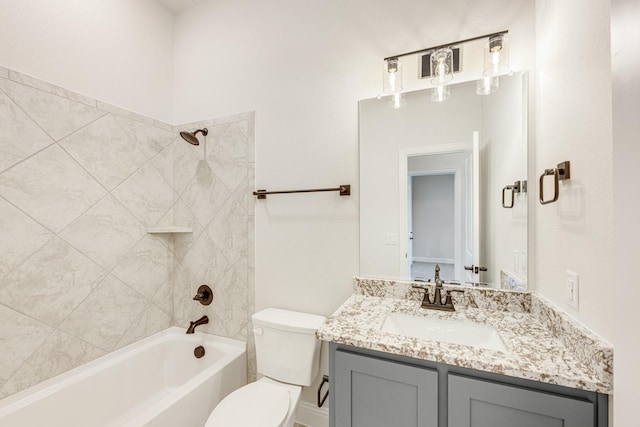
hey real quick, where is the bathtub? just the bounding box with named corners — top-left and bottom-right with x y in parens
top-left (0, 327), bottom-right (246, 427)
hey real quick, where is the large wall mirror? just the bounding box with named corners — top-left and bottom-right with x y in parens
top-left (359, 71), bottom-right (528, 289)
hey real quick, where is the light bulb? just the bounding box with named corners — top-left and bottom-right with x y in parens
top-left (383, 58), bottom-right (403, 94)
top-left (430, 48), bottom-right (454, 86)
top-left (483, 35), bottom-right (509, 77)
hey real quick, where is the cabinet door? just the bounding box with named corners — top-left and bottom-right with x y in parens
top-left (448, 374), bottom-right (595, 427)
top-left (334, 350), bottom-right (438, 427)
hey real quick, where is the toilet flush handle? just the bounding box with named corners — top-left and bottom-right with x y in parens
top-left (253, 327), bottom-right (263, 335)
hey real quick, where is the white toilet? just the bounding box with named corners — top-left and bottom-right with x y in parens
top-left (205, 308), bottom-right (326, 427)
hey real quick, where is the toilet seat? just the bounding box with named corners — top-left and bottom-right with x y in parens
top-left (205, 381), bottom-right (290, 427)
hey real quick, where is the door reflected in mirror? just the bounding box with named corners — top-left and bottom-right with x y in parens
top-left (405, 146), bottom-right (477, 285)
top-left (359, 72), bottom-right (528, 289)
top-left (410, 173), bottom-right (457, 280)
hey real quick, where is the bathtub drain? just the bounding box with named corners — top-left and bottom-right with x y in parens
top-left (194, 345), bottom-right (205, 358)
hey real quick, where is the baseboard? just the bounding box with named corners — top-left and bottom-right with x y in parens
top-left (295, 401), bottom-right (329, 427)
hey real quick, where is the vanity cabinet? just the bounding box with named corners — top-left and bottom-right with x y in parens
top-left (329, 343), bottom-right (607, 427)
top-left (333, 349), bottom-right (438, 427)
top-left (448, 374), bottom-right (594, 427)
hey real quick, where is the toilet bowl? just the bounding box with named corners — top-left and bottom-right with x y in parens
top-left (204, 308), bottom-right (325, 427)
top-left (204, 377), bottom-right (302, 427)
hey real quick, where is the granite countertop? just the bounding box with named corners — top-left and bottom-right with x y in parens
top-left (316, 278), bottom-right (613, 394)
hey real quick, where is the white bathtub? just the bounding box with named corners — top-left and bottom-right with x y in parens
top-left (0, 327), bottom-right (246, 427)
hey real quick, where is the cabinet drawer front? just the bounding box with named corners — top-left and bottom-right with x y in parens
top-left (448, 374), bottom-right (595, 427)
top-left (334, 350), bottom-right (438, 427)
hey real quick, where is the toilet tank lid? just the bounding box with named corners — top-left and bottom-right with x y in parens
top-left (252, 308), bottom-right (326, 334)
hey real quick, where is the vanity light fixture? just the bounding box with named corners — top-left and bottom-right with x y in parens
top-left (381, 30), bottom-right (509, 103)
top-left (383, 58), bottom-right (403, 94)
top-left (483, 34), bottom-right (509, 77)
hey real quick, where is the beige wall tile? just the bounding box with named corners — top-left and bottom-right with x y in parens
top-left (0, 198), bottom-right (53, 278)
top-left (0, 238), bottom-right (106, 326)
top-left (111, 162), bottom-right (174, 227)
top-left (0, 79), bottom-right (105, 141)
top-left (59, 115), bottom-right (149, 190)
top-left (60, 195), bottom-right (147, 271)
top-left (0, 145), bottom-right (107, 233)
top-left (60, 275), bottom-right (147, 351)
top-left (0, 91), bottom-right (54, 172)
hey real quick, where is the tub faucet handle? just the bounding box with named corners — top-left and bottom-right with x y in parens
top-left (192, 285), bottom-right (213, 305)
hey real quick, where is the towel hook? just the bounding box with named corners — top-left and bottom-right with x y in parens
top-left (539, 161), bottom-right (570, 205)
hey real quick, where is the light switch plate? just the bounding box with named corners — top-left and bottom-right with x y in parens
top-left (385, 233), bottom-right (399, 245)
top-left (566, 271), bottom-right (579, 310)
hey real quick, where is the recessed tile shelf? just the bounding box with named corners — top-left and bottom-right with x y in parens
top-left (146, 226), bottom-right (193, 234)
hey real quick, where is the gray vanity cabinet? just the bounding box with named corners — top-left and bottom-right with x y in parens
top-left (448, 374), bottom-right (594, 427)
top-left (333, 349), bottom-right (438, 427)
top-left (329, 343), bottom-right (607, 427)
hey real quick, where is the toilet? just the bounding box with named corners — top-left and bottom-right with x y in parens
top-left (205, 308), bottom-right (326, 427)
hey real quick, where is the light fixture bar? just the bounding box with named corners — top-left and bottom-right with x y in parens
top-left (383, 30), bottom-right (508, 61)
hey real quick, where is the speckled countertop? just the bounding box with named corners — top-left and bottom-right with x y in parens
top-left (316, 278), bottom-right (613, 394)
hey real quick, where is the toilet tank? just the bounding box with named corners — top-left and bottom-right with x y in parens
top-left (252, 308), bottom-right (326, 387)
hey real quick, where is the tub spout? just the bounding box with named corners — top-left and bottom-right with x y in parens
top-left (186, 315), bottom-right (209, 334)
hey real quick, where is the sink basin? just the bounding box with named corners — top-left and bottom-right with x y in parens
top-left (380, 312), bottom-right (507, 352)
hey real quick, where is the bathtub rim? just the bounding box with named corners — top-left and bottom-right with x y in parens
top-left (0, 327), bottom-right (246, 417)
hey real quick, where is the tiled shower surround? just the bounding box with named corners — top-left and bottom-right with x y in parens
top-left (0, 66), bottom-right (255, 398)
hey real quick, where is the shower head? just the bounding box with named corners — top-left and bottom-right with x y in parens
top-left (180, 128), bottom-right (208, 146)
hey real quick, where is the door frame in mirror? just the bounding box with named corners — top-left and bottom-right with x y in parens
top-left (398, 140), bottom-right (478, 280)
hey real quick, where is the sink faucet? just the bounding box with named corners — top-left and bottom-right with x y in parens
top-left (186, 315), bottom-right (209, 334)
top-left (412, 264), bottom-right (464, 312)
top-left (434, 264), bottom-right (443, 288)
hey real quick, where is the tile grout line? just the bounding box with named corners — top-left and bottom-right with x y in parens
top-left (3, 64), bottom-right (255, 130)
top-left (0, 196), bottom-right (57, 281)
top-left (0, 84), bottom-right (59, 144)
top-left (6, 70), bottom-right (96, 107)
top-left (54, 273), bottom-right (151, 354)
top-left (0, 301), bottom-right (108, 381)
top-left (4, 66), bottom-right (177, 131)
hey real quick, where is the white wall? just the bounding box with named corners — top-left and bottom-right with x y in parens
top-left (0, 0), bottom-right (174, 122)
top-left (611, 0), bottom-right (640, 424)
top-left (534, 0), bottom-right (614, 342)
top-left (173, 0), bottom-right (536, 317)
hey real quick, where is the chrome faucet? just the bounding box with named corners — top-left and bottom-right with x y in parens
top-left (186, 315), bottom-right (209, 334)
top-left (412, 264), bottom-right (464, 312)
